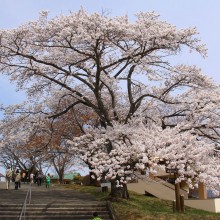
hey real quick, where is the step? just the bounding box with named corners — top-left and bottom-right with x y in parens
top-left (0, 211), bottom-right (21, 214)
top-left (1, 210), bottom-right (109, 214)
top-left (21, 216), bottom-right (111, 220)
top-left (0, 213), bottom-right (111, 219)
top-left (0, 203), bottom-right (105, 207)
top-left (24, 208), bottom-right (106, 213)
top-left (0, 204), bottom-right (23, 207)
top-left (0, 216), bottom-right (20, 220)
top-left (0, 208), bottom-right (21, 212)
top-left (0, 204), bottom-right (111, 220)
top-left (26, 203), bottom-right (106, 206)
top-left (0, 216), bottom-right (111, 220)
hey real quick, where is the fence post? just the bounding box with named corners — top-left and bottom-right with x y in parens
top-left (172, 200), bottom-right (176, 213)
top-left (180, 194), bottom-right (185, 213)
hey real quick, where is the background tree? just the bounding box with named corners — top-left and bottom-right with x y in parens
top-left (0, 98), bottom-right (95, 182)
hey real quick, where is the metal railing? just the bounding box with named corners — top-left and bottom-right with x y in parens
top-left (19, 184), bottom-right (32, 220)
top-left (106, 201), bottom-right (118, 220)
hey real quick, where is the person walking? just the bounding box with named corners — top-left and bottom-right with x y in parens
top-left (36, 170), bottom-right (43, 186)
top-left (92, 212), bottom-right (103, 220)
top-left (12, 169), bottom-right (16, 183)
top-left (45, 173), bottom-right (51, 188)
top-left (25, 170), bottom-right (29, 183)
top-left (15, 169), bottom-right (21, 190)
top-left (18, 170), bottom-right (21, 188)
top-left (5, 166), bottom-right (12, 190)
top-left (30, 173), bottom-right (34, 184)
top-left (22, 172), bottom-right (26, 184)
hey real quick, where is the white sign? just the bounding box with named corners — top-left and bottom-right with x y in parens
top-left (101, 182), bottom-right (111, 188)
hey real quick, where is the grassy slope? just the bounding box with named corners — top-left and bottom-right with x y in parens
top-left (60, 184), bottom-right (220, 220)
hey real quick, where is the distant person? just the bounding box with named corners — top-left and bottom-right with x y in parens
top-left (5, 166), bottom-right (12, 190)
top-left (45, 173), bottom-right (51, 188)
top-left (34, 171), bottom-right (38, 184)
top-left (30, 173), bottom-right (34, 184)
top-left (25, 170), bottom-right (29, 183)
top-left (92, 212), bottom-right (102, 220)
top-left (15, 169), bottom-right (21, 190)
top-left (12, 169), bottom-right (16, 183)
top-left (17, 170), bottom-right (21, 188)
top-left (36, 170), bottom-right (43, 186)
top-left (35, 170), bottom-right (39, 184)
top-left (22, 172), bottom-right (26, 184)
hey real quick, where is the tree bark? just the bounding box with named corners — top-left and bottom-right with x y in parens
top-left (89, 171), bottom-right (98, 186)
top-left (59, 173), bottom-right (64, 184)
top-left (174, 173), bottom-right (181, 212)
top-left (110, 181), bottom-right (130, 199)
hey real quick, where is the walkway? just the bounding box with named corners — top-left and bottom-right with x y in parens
top-left (0, 182), bottom-right (111, 220)
top-left (0, 181), bottom-right (99, 204)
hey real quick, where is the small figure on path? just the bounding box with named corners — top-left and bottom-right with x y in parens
top-left (45, 173), bottom-right (51, 188)
top-left (22, 172), bottom-right (26, 184)
top-left (36, 170), bottom-right (43, 186)
top-left (12, 169), bottom-right (16, 182)
top-left (18, 170), bottom-right (21, 188)
top-left (15, 169), bottom-right (21, 190)
top-left (25, 170), bottom-right (29, 183)
top-left (92, 212), bottom-right (103, 220)
top-left (5, 166), bottom-right (12, 190)
top-left (30, 173), bottom-right (34, 184)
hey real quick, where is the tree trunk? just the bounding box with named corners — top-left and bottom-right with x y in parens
top-left (59, 174), bottom-right (64, 184)
top-left (110, 182), bottom-right (130, 199)
top-left (174, 174), bottom-right (181, 212)
top-left (89, 171), bottom-right (98, 186)
top-left (175, 182), bottom-right (181, 212)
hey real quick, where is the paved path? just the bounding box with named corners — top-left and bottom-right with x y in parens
top-left (0, 181), bottom-right (98, 205)
top-left (0, 182), bottom-right (111, 220)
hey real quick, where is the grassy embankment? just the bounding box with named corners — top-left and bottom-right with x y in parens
top-left (60, 184), bottom-right (220, 220)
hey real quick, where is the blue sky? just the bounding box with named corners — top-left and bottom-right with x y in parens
top-left (1, 0), bottom-right (220, 106)
top-left (0, 0), bottom-right (220, 174)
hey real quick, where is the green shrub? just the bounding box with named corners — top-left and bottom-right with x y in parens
top-left (73, 174), bottom-right (84, 184)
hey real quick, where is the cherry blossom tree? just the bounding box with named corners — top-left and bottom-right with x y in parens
top-left (0, 99), bottom-right (93, 182)
top-left (0, 106), bottom-right (50, 174)
top-left (0, 9), bottom-right (220, 198)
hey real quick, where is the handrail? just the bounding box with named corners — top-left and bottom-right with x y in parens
top-left (106, 201), bottom-right (118, 220)
top-left (131, 173), bottom-right (189, 195)
top-left (154, 177), bottom-right (188, 191)
top-left (19, 184), bottom-right (32, 220)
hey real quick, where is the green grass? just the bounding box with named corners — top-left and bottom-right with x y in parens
top-left (59, 184), bottom-right (220, 220)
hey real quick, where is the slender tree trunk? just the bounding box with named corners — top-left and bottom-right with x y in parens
top-left (58, 167), bottom-right (65, 184)
top-left (174, 174), bottom-right (181, 212)
top-left (59, 173), bottom-right (64, 184)
top-left (89, 171), bottom-right (98, 186)
top-left (110, 181), bottom-right (130, 199)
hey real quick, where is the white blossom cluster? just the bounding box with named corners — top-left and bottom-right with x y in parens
top-left (69, 118), bottom-right (220, 191)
